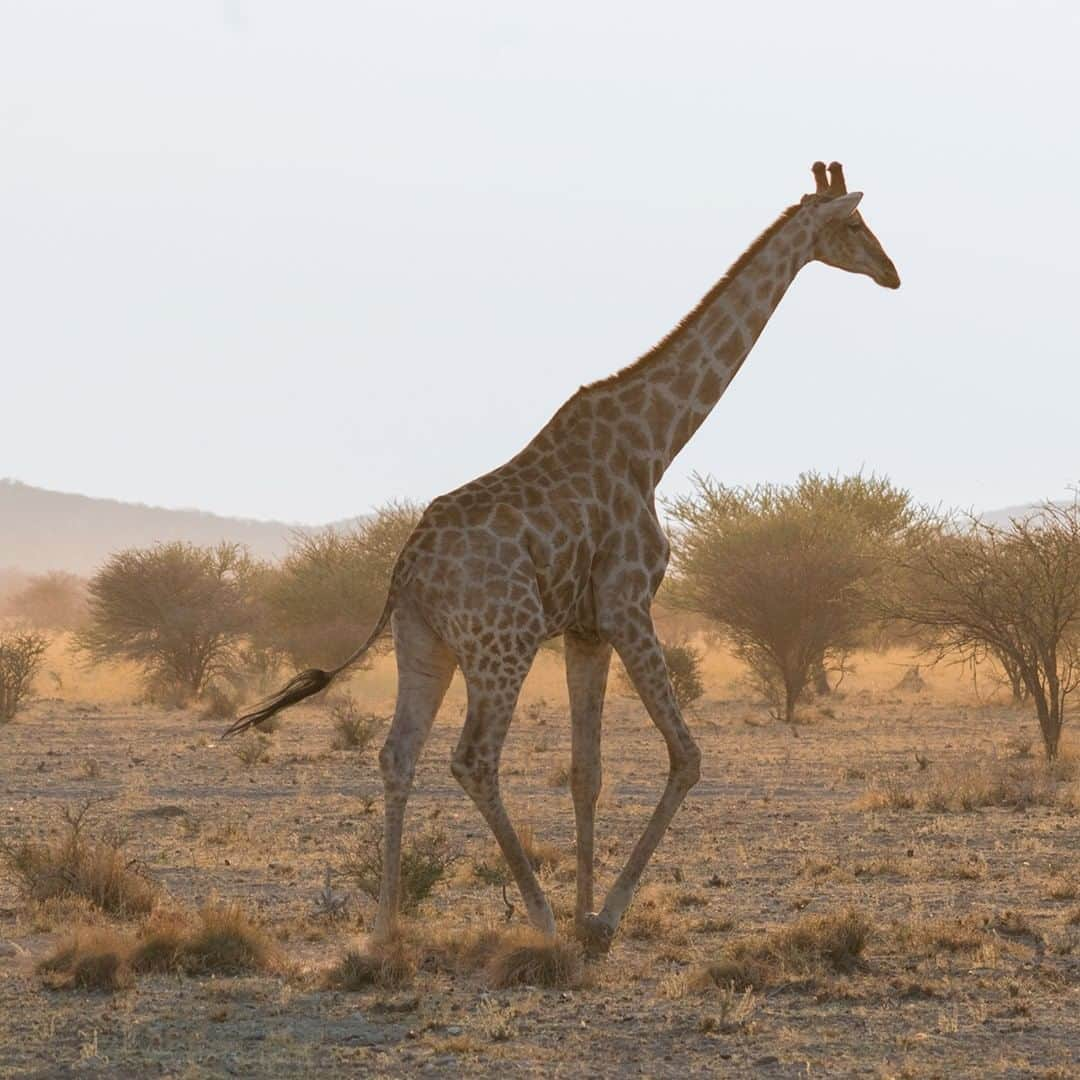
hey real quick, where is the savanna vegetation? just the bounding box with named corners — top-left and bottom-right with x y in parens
top-left (3, 476), bottom-right (1079, 1074)
top-left (665, 472), bottom-right (917, 725)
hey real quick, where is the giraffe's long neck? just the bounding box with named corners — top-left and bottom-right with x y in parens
top-left (584, 204), bottom-right (816, 490)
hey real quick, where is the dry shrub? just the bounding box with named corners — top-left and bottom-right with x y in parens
top-left (1006, 735), bottom-right (1035, 759)
top-left (474, 998), bottom-right (518, 1042)
top-left (78, 758), bottom-right (103, 781)
top-left (342, 822), bottom-right (456, 914)
top-left (204, 684), bottom-right (279, 729)
top-left (1, 805), bottom-right (157, 918)
top-left (486, 929), bottom-right (583, 989)
top-left (546, 764), bottom-right (571, 790)
top-left (38, 927), bottom-right (134, 992)
top-left (231, 732), bottom-right (272, 765)
top-left (0, 629), bottom-right (49, 720)
top-left (199, 683), bottom-right (239, 723)
top-left (324, 939), bottom-right (415, 990)
top-left (329, 695), bottom-right (383, 753)
top-left (690, 909), bottom-right (870, 992)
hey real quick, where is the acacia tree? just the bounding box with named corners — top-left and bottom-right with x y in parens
top-left (10, 571), bottom-right (87, 630)
top-left (666, 473), bottom-right (914, 725)
top-left (74, 542), bottom-right (259, 700)
top-left (890, 505), bottom-right (1080, 761)
top-left (255, 502), bottom-right (422, 669)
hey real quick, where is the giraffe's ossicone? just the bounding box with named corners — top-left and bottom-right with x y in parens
top-left (226, 161), bottom-right (900, 953)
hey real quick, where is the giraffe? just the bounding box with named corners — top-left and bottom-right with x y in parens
top-left (225, 161), bottom-right (900, 955)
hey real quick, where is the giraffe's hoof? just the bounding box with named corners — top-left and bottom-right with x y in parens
top-left (575, 913), bottom-right (616, 958)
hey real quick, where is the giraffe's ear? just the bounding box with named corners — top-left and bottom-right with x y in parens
top-left (820, 192), bottom-right (863, 220)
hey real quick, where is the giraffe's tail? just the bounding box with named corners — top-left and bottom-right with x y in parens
top-left (221, 581), bottom-right (399, 739)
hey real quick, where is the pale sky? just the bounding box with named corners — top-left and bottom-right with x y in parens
top-left (2, 1), bottom-right (1078, 525)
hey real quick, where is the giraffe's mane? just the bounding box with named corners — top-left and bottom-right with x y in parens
top-left (574, 201), bottom-right (804, 398)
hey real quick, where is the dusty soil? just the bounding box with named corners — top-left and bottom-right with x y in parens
top-left (1, 651), bottom-right (1078, 1078)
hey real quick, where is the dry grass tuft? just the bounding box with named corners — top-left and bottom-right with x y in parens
top-left (859, 758), bottom-right (1065, 813)
top-left (1050, 747), bottom-right (1079, 781)
top-left (622, 885), bottom-right (688, 944)
top-left (486, 929), bottom-right (584, 989)
top-left (471, 825), bottom-right (563, 908)
top-left (517, 825), bottom-right (564, 874)
top-left (131, 911), bottom-right (191, 973)
top-left (26, 895), bottom-right (105, 933)
top-left (891, 916), bottom-right (988, 956)
top-left (1, 806), bottom-right (157, 918)
top-left (133, 903), bottom-right (279, 975)
top-left (324, 939), bottom-right (416, 990)
top-left (1045, 878), bottom-right (1079, 902)
top-left (690, 908), bottom-right (871, 992)
top-left (990, 909), bottom-right (1041, 942)
top-left (420, 925), bottom-right (507, 975)
top-left (181, 903), bottom-right (280, 974)
top-left (856, 777), bottom-right (917, 811)
top-left (38, 927), bottom-right (135, 991)
top-left (798, 857), bottom-right (845, 881)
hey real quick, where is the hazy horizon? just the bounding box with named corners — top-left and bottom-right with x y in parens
top-left (3, 3), bottom-right (1078, 523)
top-left (0, 475), bottom-right (1063, 532)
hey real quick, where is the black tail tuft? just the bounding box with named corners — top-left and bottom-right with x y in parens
top-left (222, 668), bottom-right (333, 738)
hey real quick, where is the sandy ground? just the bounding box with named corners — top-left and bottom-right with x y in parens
top-left (1, 649), bottom-right (1078, 1078)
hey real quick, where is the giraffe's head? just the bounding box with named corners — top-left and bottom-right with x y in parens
top-left (803, 161), bottom-right (900, 289)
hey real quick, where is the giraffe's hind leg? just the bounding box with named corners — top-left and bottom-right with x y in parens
top-left (372, 605), bottom-right (457, 942)
top-left (564, 631), bottom-right (611, 934)
top-left (452, 657), bottom-right (556, 936)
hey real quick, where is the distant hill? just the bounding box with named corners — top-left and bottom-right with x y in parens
top-left (0, 479), bottom-right (358, 576)
top-left (977, 503), bottom-right (1038, 528)
top-left (974, 502), bottom-right (1076, 528)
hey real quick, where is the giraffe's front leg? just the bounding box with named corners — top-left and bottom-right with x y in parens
top-left (588, 604), bottom-right (701, 950)
top-left (564, 631), bottom-right (611, 941)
